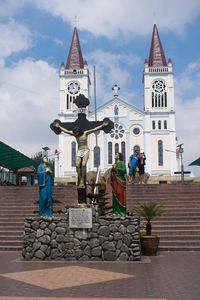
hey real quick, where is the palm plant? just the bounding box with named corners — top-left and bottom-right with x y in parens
top-left (134, 202), bottom-right (162, 236)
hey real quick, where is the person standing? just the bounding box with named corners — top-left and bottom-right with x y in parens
top-left (138, 152), bottom-right (146, 184)
top-left (128, 149), bottom-right (139, 183)
top-left (111, 152), bottom-right (127, 216)
top-left (37, 157), bottom-right (53, 217)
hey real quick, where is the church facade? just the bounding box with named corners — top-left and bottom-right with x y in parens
top-left (54, 25), bottom-right (179, 181)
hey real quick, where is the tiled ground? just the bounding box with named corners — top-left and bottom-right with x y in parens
top-left (0, 251), bottom-right (200, 300)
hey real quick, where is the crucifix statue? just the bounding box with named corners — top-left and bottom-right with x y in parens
top-left (50, 94), bottom-right (114, 203)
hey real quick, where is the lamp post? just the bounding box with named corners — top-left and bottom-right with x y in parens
top-left (42, 146), bottom-right (50, 158)
top-left (177, 144), bottom-right (184, 185)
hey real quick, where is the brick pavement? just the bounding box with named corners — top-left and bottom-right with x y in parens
top-left (0, 251), bottom-right (200, 300)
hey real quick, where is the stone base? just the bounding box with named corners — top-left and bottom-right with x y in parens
top-left (22, 208), bottom-right (141, 261)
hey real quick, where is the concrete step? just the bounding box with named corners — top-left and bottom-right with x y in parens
top-left (153, 230), bottom-right (200, 235)
top-left (0, 235), bottom-right (23, 241)
top-left (0, 226), bottom-right (24, 231)
top-left (157, 235), bottom-right (200, 240)
top-left (153, 224), bottom-right (200, 230)
top-left (0, 240), bottom-right (22, 246)
top-left (152, 222), bottom-right (200, 226)
top-left (158, 245), bottom-right (200, 251)
top-left (159, 240), bottom-right (200, 246)
top-left (0, 222), bottom-right (24, 226)
top-left (0, 245), bottom-right (22, 251)
top-left (0, 230), bottom-right (22, 236)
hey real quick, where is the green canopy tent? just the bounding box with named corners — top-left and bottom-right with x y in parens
top-left (188, 157), bottom-right (200, 167)
top-left (0, 141), bottom-right (36, 171)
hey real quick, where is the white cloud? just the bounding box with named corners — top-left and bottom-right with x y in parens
top-left (175, 59), bottom-right (200, 176)
top-left (176, 96), bottom-right (200, 176)
top-left (0, 19), bottom-right (32, 65)
top-left (0, 0), bottom-right (26, 18)
top-left (0, 59), bottom-right (59, 157)
top-left (31, 0), bottom-right (200, 37)
top-left (175, 59), bottom-right (200, 96)
top-left (88, 50), bottom-right (141, 106)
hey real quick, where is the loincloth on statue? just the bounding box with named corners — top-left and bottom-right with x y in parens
top-left (76, 148), bottom-right (90, 158)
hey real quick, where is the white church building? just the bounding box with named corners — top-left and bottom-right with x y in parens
top-left (54, 24), bottom-right (179, 182)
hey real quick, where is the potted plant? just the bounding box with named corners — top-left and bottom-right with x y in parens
top-left (134, 202), bottom-right (162, 256)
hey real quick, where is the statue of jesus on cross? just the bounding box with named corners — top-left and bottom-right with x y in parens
top-left (53, 118), bottom-right (109, 189)
top-left (50, 94), bottom-right (114, 203)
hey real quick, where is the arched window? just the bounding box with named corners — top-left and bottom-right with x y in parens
top-left (164, 120), bottom-right (167, 129)
top-left (158, 94), bottom-right (161, 107)
top-left (121, 141), bottom-right (126, 162)
top-left (115, 143), bottom-right (119, 155)
top-left (71, 141), bottom-right (76, 167)
top-left (165, 92), bottom-right (167, 107)
top-left (158, 140), bottom-right (163, 166)
top-left (152, 92), bottom-right (154, 107)
top-left (94, 146), bottom-right (100, 168)
top-left (152, 80), bottom-right (167, 109)
top-left (66, 95), bottom-right (69, 109)
top-left (161, 94), bottom-right (164, 107)
top-left (155, 94), bottom-right (157, 107)
top-left (158, 120), bottom-right (161, 129)
top-left (152, 120), bottom-right (156, 130)
top-left (108, 142), bottom-right (112, 164)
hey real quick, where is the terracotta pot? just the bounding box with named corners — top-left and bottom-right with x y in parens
top-left (140, 235), bottom-right (160, 256)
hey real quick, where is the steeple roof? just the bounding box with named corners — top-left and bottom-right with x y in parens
top-left (148, 24), bottom-right (167, 67)
top-left (66, 27), bottom-right (84, 69)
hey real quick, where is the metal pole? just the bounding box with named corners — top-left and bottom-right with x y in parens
top-left (180, 147), bottom-right (184, 184)
top-left (93, 65), bottom-right (98, 147)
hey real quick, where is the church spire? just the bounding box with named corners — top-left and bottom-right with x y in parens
top-left (66, 27), bottom-right (84, 69)
top-left (148, 24), bottom-right (167, 67)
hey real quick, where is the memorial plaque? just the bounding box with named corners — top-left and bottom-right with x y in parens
top-left (69, 208), bottom-right (92, 228)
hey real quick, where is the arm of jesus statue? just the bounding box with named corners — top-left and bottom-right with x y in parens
top-left (85, 119), bottom-right (109, 135)
top-left (53, 121), bottom-right (74, 136)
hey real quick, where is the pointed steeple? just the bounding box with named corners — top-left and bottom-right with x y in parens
top-left (66, 27), bottom-right (84, 69)
top-left (148, 24), bottom-right (167, 67)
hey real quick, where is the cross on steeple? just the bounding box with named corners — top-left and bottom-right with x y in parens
top-left (72, 16), bottom-right (79, 28)
top-left (112, 84), bottom-right (120, 97)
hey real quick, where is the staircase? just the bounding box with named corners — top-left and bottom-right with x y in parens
top-left (0, 185), bottom-right (77, 251)
top-left (126, 183), bottom-right (200, 251)
top-left (0, 183), bottom-right (200, 251)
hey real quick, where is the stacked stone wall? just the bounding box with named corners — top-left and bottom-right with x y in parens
top-left (22, 209), bottom-right (141, 261)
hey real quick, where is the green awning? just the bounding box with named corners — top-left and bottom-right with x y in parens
top-left (0, 141), bottom-right (36, 171)
top-left (188, 157), bottom-right (200, 167)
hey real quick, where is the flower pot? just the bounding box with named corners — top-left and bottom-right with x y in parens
top-left (140, 235), bottom-right (160, 256)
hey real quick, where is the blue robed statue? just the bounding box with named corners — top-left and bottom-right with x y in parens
top-left (37, 157), bottom-right (53, 217)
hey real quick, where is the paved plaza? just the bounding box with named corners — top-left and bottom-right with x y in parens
top-left (0, 251), bottom-right (200, 300)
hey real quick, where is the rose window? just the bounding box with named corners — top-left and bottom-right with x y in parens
top-left (110, 123), bottom-right (125, 139)
top-left (152, 80), bottom-right (166, 93)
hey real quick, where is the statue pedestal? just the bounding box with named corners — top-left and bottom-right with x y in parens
top-left (22, 207), bottom-right (141, 261)
top-left (77, 187), bottom-right (87, 203)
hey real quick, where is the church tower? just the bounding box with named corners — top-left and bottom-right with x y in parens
top-left (55, 27), bottom-right (91, 178)
top-left (143, 24), bottom-right (177, 176)
top-left (59, 27), bottom-right (91, 115)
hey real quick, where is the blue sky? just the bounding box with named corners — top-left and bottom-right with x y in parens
top-left (1, 0), bottom-right (200, 175)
